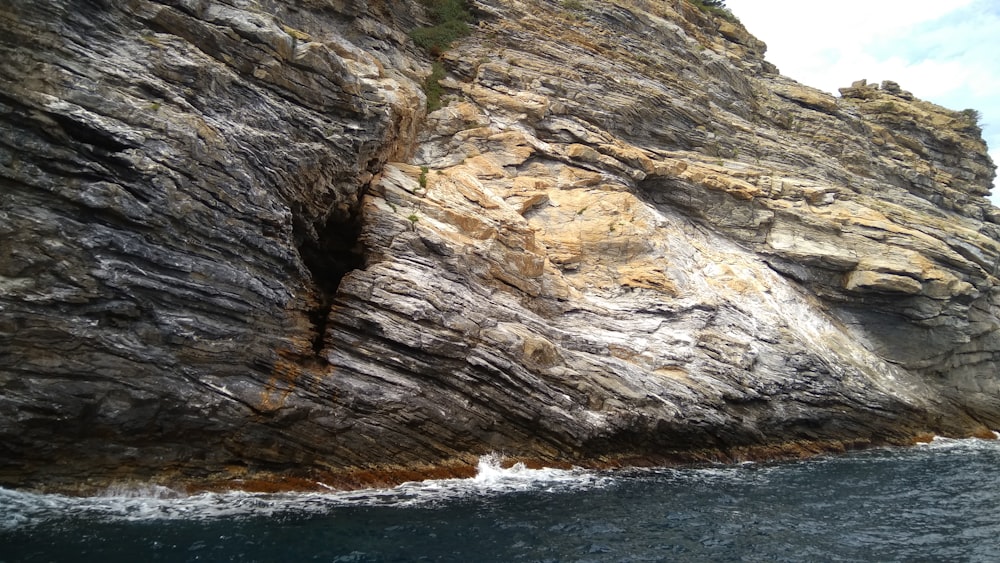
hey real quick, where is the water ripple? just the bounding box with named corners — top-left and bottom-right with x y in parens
top-left (2, 439), bottom-right (999, 562)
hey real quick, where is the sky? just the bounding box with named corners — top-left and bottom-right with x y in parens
top-left (724, 0), bottom-right (1000, 204)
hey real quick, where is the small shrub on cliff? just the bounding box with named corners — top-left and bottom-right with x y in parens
top-left (423, 61), bottom-right (447, 111)
top-left (411, 1), bottom-right (473, 112)
top-left (418, 166), bottom-right (429, 189)
top-left (691, 0), bottom-right (735, 20)
top-left (956, 108), bottom-right (984, 134)
top-left (961, 108), bottom-right (982, 125)
top-left (410, 0), bottom-right (473, 56)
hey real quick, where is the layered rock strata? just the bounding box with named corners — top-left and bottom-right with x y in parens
top-left (1, 0), bottom-right (998, 492)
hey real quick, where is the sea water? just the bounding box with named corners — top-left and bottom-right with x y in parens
top-left (3, 437), bottom-right (999, 562)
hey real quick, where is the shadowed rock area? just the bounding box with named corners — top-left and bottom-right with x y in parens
top-left (1, 0), bottom-right (998, 492)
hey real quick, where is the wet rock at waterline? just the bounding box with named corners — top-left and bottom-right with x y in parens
top-left (1, 0), bottom-right (998, 492)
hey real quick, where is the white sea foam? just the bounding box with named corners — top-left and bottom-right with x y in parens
top-left (469, 452), bottom-right (607, 491)
top-left (0, 454), bottom-right (609, 530)
top-left (7, 439), bottom-right (999, 532)
top-left (336, 453), bottom-right (611, 505)
top-left (914, 432), bottom-right (1000, 451)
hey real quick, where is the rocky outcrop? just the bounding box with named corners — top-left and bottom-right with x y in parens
top-left (0, 0), bottom-right (426, 487)
top-left (1, 0), bottom-right (998, 492)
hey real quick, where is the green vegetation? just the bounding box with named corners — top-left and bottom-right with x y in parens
top-left (561, 0), bottom-right (584, 10)
top-left (693, 0), bottom-right (726, 9)
top-left (407, 213), bottom-right (420, 225)
top-left (409, 0), bottom-right (473, 56)
top-left (961, 108), bottom-right (982, 125)
top-left (691, 0), bottom-right (735, 21)
top-left (418, 166), bottom-right (429, 190)
top-left (422, 62), bottom-right (447, 112)
top-left (410, 1), bottom-right (474, 112)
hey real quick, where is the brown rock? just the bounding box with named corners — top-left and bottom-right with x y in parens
top-left (844, 270), bottom-right (923, 295)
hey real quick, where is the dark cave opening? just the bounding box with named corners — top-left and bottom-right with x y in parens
top-left (294, 213), bottom-right (365, 356)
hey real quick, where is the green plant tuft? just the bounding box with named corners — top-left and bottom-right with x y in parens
top-left (692, 0), bottom-right (726, 10)
top-left (690, 0), bottom-right (736, 21)
top-left (961, 108), bottom-right (982, 125)
top-left (410, 0), bottom-right (472, 56)
top-left (418, 166), bottom-right (429, 189)
top-left (410, 2), bottom-right (476, 112)
top-left (423, 61), bottom-right (447, 112)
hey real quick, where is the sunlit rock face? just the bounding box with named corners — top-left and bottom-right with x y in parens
top-left (1, 0), bottom-right (998, 492)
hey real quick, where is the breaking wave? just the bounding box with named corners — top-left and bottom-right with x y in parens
top-left (0, 453), bottom-right (610, 531)
top-left (3, 439), bottom-right (1000, 562)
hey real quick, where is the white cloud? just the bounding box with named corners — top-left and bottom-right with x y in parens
top-left (726, 0), bottom-right (999, 202)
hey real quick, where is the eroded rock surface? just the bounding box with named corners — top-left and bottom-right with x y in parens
top-left (1, 0), bottom-right (998, 492)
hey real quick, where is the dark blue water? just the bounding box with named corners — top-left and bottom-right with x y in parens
top-left (3, 438), bottom-right (999, 562)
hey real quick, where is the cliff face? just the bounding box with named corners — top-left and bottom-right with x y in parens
top-left (2, 0), bottom-right (998, 492)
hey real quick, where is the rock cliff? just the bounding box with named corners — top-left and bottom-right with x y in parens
top-left (1, 0), bottom-right (998, 492)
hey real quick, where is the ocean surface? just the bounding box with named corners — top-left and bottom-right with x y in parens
top-left (3, 436), bottom-right (999, 562)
